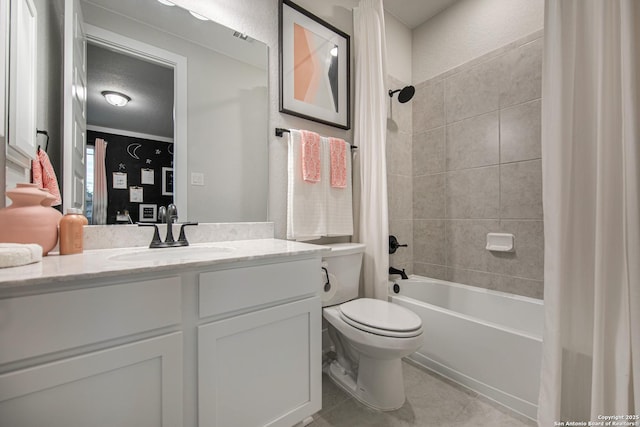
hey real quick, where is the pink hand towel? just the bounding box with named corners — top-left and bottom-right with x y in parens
top-left (32, 148), bottom-right (62, 206)
top-left (301, 130), bottom-right (321, 183)
top-left (329, 137), bottom-right (347, 188)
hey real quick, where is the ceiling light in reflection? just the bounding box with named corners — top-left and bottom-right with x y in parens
top-left (157, 0), bottom-right (175, 6)
top-left (102, 91), bottom-right (131, 107)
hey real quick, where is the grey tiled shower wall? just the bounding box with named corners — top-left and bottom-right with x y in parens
top-left (388, 31), bottom-right (544, 299)
top-left (387, 74), bottom-right (415, 280)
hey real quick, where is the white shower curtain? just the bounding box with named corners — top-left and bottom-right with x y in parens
top-left (353, 0), bottom-right (389, 300)
top-left (538, 1), bottom-right (640, 425)
top-left (93, 138), bottom-right (108, 225)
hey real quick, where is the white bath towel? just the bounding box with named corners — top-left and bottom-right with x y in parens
top-left (287, 130), bottom-right (327, 240)
top-left (323, 137), bottom-right (353, 236)
top-left (0, 243), bottom-right (43, 268)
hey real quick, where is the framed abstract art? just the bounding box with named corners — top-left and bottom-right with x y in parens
top-left (279, 0), bottom-right (351, 129)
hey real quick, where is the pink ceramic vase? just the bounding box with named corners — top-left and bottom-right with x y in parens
top-left (0, 183), bottom-right (63, 255)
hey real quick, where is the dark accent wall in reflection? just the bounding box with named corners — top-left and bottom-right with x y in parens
top-left (88, 130), bottom-right (173, 224)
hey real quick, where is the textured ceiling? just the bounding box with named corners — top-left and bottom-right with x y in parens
top-left (87, 44), bottom-right (174, 138)
top-left (383, 0), bottom-right (460, 29)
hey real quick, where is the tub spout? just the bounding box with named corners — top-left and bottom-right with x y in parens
top-left (389, 266), bottom-right (408, 280)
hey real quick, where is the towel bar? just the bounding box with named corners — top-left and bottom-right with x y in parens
top-left (275, 128), bottom-right (358, 150)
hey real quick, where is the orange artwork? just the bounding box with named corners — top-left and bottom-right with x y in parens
top-left (281, 0), bottom-right (348, 127)
top-left (293, 23), bottom-right (319, 103)
top-left (293, 23), bottom-right (336, 111)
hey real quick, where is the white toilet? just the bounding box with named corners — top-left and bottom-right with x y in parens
top-left (321, 243), bottom-right (423, 411)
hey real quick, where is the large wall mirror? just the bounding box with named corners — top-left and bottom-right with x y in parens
top-left (80, 0), bottom-right (268, 224)
top-left (9, 0), bottom-right (269, 224)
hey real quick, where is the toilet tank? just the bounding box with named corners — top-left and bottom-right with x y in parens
top-left (321, 243), bottom-right (366, 307)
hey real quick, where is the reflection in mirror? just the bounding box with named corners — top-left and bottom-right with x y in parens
top-left (76, 0), bottom-right (269, 224)
top-left (86, 42), bottom-right (175, 224)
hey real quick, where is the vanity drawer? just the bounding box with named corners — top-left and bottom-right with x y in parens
top-left (199, 258), bottom-right (320, 318)
top-left (0, 277), bottom-right (181, 365)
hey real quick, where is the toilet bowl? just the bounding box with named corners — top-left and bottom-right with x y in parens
top-left (321, 244), bottom-right (423, 411)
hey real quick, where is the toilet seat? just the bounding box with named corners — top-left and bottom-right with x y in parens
top-left (339, 298), bottom-right (423, 338)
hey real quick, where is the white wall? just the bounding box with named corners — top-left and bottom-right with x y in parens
top-left (186, 52), bottom-right (267, 222)
top-left (412, 0), bottom-right (544, 83)
top-left (384, 11), bottom-right (412, 84)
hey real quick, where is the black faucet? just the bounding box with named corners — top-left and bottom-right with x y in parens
top-left (389, 266), bottom-right (408, 280)
top-left (164, 204), bottom-right (178, 244)
top-left (137, 221), bottom-right (198, 248)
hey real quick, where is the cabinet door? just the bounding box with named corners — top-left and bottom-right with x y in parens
top-left (0, 332), bottom-right (183, 427)
top-left (199, 297), bottom-right (321, 427)
top-left (0, 276), bottom-right (182, 365)
top-left (7, 0), bottom-right (37, 164)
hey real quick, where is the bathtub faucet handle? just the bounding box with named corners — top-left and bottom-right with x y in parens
top-left (389, 235), bottom-right (408, 254)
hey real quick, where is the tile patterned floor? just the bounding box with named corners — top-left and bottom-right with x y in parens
top-left (311, 360), bottom-right (536, 427)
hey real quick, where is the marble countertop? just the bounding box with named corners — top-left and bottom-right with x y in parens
top-left (0, 239), bottom-right (330, 292)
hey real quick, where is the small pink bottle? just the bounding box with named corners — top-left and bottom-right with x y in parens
top-left (59, 208), bottom-right (88, 255)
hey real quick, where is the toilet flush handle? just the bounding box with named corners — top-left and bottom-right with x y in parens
top-left (321, 267), bottom-right (331, 292)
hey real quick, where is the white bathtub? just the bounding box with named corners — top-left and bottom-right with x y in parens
top-left (389, 275), bottom-right (543, 420)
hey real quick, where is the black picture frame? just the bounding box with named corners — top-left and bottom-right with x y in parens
top-left (279, 0), bottom-right (351, 129)
top-left (139, 204), bottom-right (158, 222)
top-left (162, 167), bottom-right (173, 196)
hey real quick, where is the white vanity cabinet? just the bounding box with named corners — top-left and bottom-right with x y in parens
top-left (0, 332), bottom-right (183, 427)
top-left (197, 259), bottom-right (321, 427)
top-left (0, 246), bottom-right (323, 427)
top-left (0, 276), bottom-right (184, 427)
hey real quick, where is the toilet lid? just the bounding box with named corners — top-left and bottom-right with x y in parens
top-left (339, 298), bottom-right (422, 333)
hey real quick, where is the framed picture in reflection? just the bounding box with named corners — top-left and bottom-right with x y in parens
top-left (162, 167), bottom-right (173, 196)
top-left (139, 204), bottom-right (157, 222)
top-left (279, 0), bottom-right (350, 129)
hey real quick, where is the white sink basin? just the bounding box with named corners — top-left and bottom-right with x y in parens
top-left (108, 245), bottom-right (233, 263)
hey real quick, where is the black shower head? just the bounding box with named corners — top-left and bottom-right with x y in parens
top-left (388, 85), bottom-right (415, 103)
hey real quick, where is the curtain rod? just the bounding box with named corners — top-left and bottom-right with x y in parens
top-left (275, 128), bottom-right (358, 150)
